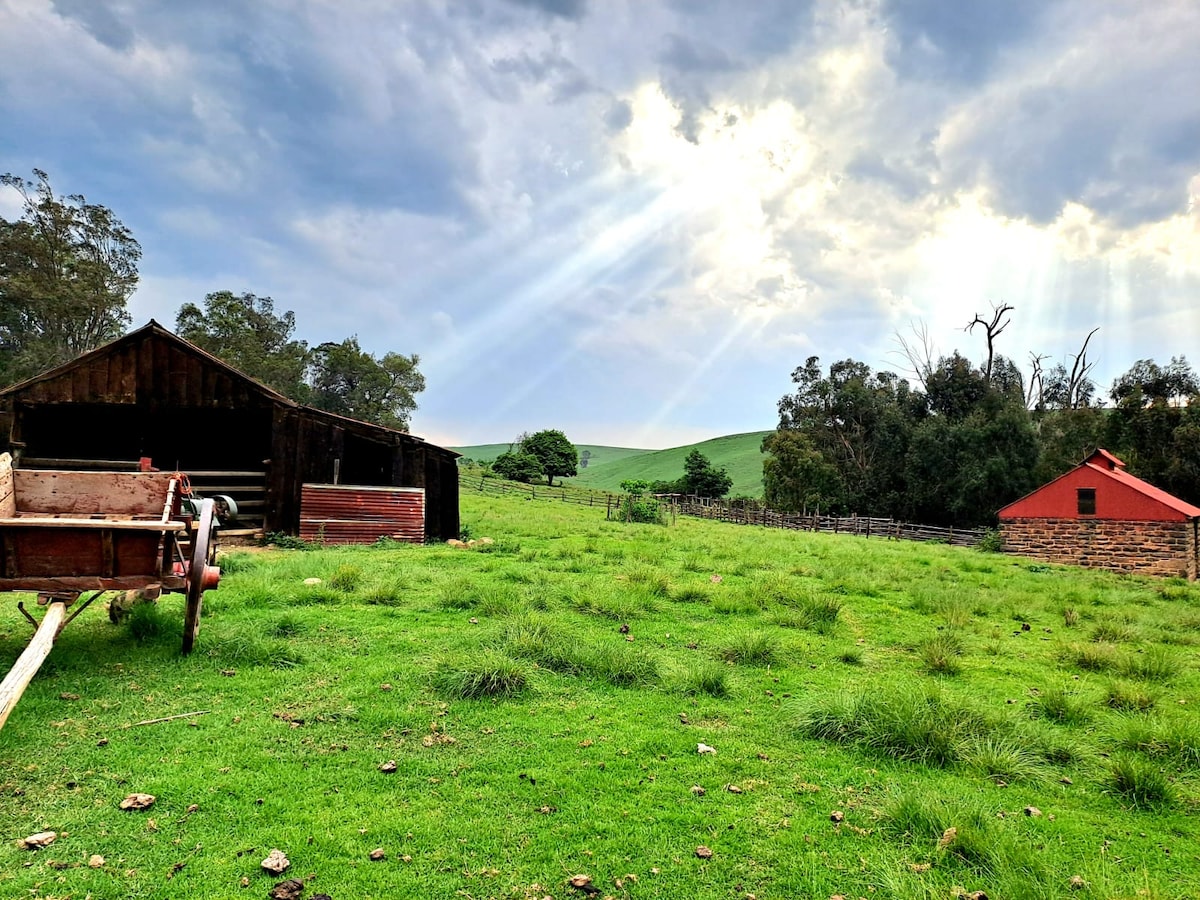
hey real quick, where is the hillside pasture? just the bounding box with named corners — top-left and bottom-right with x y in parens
top-left (1, 490), bottom-right (1198, 899)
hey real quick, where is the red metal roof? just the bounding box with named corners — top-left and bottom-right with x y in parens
top-left (999, 448), bottom-right (1200, 521)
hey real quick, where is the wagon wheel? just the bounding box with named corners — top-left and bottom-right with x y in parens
top-left (181, 498), bottom-right (219, 655)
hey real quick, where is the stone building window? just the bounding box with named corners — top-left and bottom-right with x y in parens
top-left (1077, 488), bottom-right (1096, 516)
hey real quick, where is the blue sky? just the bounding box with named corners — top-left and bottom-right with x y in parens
top-left (2, 0), bottom-right (1198, 449)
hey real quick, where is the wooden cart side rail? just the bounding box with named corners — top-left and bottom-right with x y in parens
top-left (12, 469), bottom-right (178, 517)
top-left (0, 517), bottom-right (187, 531)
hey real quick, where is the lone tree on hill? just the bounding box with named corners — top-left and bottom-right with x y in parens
top-left (681, 449), bottom-right (733, 498)
top-left (521, 430), bottom-right (579, 486)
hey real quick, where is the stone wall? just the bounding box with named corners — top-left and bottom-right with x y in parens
top-left (1000, 518), bottom-right (1198, 580)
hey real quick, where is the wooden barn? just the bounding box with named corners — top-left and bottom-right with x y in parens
top-left (998, 449), bottom-right (1199, 579)
top-left (0, 321), bottom-right (459, 543)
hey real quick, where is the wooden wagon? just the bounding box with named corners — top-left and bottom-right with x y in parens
top-left (0, 452), bottom-right (221, 729)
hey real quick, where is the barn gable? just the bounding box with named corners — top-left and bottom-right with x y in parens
top-left (0, 322), bottom-right (459, 542)
top-left (999, 449), bottom-right (1199, 579)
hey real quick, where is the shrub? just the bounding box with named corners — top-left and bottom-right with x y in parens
top-left (975, 529), bottom-right (1004, 553)
top-left (263, 531), bottom-right (318, 550)
top-left (433, 651), bottom-right (529, 699)
top-left (616, 496), bottom-right (666, 525)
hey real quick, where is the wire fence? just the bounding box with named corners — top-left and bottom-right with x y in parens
top-left (461, 474), bottom-right (989, 547)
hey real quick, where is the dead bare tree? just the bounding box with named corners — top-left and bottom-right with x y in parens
top-left (965, 302), bottom-right (1014, 385)
top-left (1066, 327), bottom-right (1099, 408)
top-left (890, 320), bottom-right (938, 392)
top-left (1026, 352), bottom-right (1049, 409)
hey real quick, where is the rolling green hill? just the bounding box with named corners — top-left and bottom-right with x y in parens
top-left (454, 431), bottom-right (772, 498)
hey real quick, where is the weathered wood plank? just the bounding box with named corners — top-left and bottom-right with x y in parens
top-left (0, 517), bottom-right (185, 531)
top-left (12, 470), bottom-right (174, 517)
top-left (0, 453), bottom-right (14, 518)
top-left (0, 599), bottom-right (68, 730)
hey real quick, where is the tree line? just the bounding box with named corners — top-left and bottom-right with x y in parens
top-left (0, 170), bottom-right (424, 429)
top-left (763, 316), bottom-right (1200, 527)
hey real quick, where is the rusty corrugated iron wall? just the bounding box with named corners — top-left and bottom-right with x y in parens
top-left (299, 483), bottom-right (425, 544)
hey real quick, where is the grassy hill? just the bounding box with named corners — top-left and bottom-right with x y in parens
top-left (455, 431), bottom-right (772, 498)
top-left (566, 431), bottom-right (770, 497)
top-left (2, 490), bottom-right (1197, 898)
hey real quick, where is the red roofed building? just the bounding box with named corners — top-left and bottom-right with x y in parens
top-left (999, 449), bottom-right (1199, 579)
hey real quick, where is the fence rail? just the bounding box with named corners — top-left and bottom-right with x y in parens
top-left (666, 495), bottom-right (988, 546)
top-left (460, 475), bottom-right (988, 547)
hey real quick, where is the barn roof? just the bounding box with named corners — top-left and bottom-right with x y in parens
top-left (0, 319), bottom-right (295, 405)
top-left (998, 448), bottom-right (1200, 520)
top-left (0, 320), bottom-right (456, 455)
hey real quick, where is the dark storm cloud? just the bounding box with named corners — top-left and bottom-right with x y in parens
top-left (658, 34), bottom-right (740, 74)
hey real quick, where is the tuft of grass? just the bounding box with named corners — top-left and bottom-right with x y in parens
top-left (919, 631), bottom-right (964, 675)
top-left (1065, 641), bottom-right (1120, 672)
top-left (718, 630), bottom-right (778, 666)
top-left (1109, 716), bottom-right (1200, 769)
top-left (1105, 680), bottom-right (1158, 712)
top-left (676, 661), bottom-right (730, 697)
top-left (795, 686), bottom-right (997, 768)
top-left (363, 579), bottom-right (407, 606)
top-left (1062, 606), bottom-right (1079, 628)
top-left (1028, 685), bottom-right (1092, 725)
top-left (500, 614), bottom-right (581, 675)
top-left (588, 642), bottom-right (660, 687)
top-left (627, 567), bottom-right (671, 597)
top-left (959, 737), bottom-right (1047, 783)
top-left (436, 576), bottom-right (479, 610)
top-left (328, 564), bottom-right (362, 592)
top-left (671, 585), bottom-right (710, 604)
top-left (125, 600), bottom-right (170, 643)
top-left (1109, 754), bottom-right (1174, 808)
top-left (1091, 620), bottom-right (1136, 643)
top-left (433, 651), bottom-right (530, 699)
top-left (208, 633), bottom-right (304, 669)
top-left (216, 551), bottom-right (259, 574)
top-left (836, 646), bottom-right (864, 666)
top-left (268, 614), bottom-right (308, 638)
top-left (1121, 646), bottom-right (1183, 683)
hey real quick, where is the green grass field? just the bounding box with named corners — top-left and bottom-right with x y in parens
top-left (2, 489), bottom-right (1199, 899)
top-left (455, 431), bottom-right (772, 498)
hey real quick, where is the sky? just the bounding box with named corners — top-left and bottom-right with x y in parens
top-left (1, 0), bottom-right (1198, 450)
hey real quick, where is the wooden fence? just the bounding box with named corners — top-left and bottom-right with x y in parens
top-left (461, 476), bottom-right (988, 547)
top-left (665, 495), bottom-right (988, 547)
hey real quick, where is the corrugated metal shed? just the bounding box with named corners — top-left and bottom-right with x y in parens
top-left (300, 483), bottom-right (425, 544)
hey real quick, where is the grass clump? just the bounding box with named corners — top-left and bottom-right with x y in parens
top-left (500, 614), bottom-right (581, 675)
top-left (588, 642), bottom-right (659, 687)
top-left (1110, 716), bottom-right (1200, 768)
top-left (208, 633), bottom-right (304, 669)
top-left (796, 686), bottom-right (997, 767)
top-left (676, 661), bottom-right (730, 697)
top-left (1027, 684), bottom-right (1091, 725)
top-left (919, 631), bottom-right (964, 675)
top-left (718, 630), bottom-right (778, 666)
top-left (959, 737), bottom-right (1047, 783)
top-left (1105, 680), bottom-right (1158, 712)
top-left (125, 600), bottom-right (171, 643)
top-left (1120, 645), bottom-right (1183, 682)
top-left (1065, 641), bottom-right (1119, 672)
top-left (1091, 620), bottom-right (1136, 643)
top-left (433, 651), bottom-right (530, 699)
top-left (1109, 754), bottom-right (1174, 808)
top-left (268, 614), bottom-right (308, 638)
top-left (328, 564), bottom-right (362, 592)
top-left (363, 578), bottom-right (407, 606)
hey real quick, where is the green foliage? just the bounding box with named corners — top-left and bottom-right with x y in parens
top-left (125, 599), bottom-right (169, 643)
top-left (175, 291), bottom-right (310, 398)
top-left (617, 495), bottom-right (666, 524)
top-left (718, 630), bottom-right (778, 666)
top-left (307, 336), bottom-right (424, 430)
top-left (1028, 685), bottom-right (1092, 724)
top-left (919, 632), bottom-right (964, 675)
top-left (676, 661), bottom-right (730, 697)
top-left (492, 449), bottom-right (544, 483)
top-left (263, 531), bottom-right (319, 550)
top-left (680, 449), bottom-right (733, 498)
top-left (520, 429), bottom-right (578, 485)
top-left (0, 169), bottom-right (139, 384)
